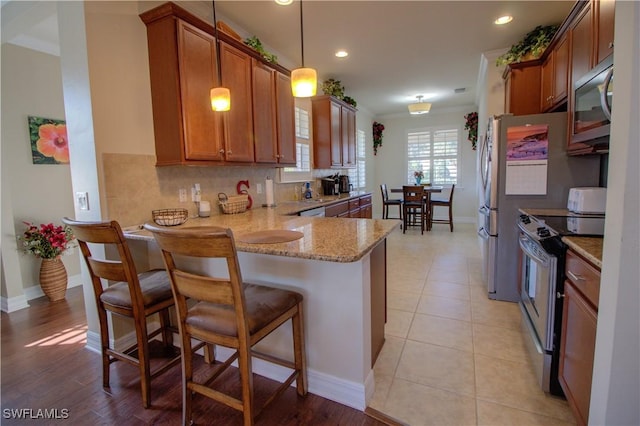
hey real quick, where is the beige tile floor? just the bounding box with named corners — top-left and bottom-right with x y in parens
top-left (370, 223), bottom-right (576, 426)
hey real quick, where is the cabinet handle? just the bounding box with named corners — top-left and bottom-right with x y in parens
top-left (219, 149), bottom-right (225, 155)
top-left (608, 42), bottom-right (614, 49)
top-left (557, 292), bottom-right (565, 299)
top-left (227, 150), bottom-right (232, 155)
top-left (567, 270), bottom-right (585, 281)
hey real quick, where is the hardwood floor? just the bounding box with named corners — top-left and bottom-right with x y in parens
top-left (0, 287), bottom-right (394, 425)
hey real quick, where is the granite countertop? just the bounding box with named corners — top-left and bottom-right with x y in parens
top-left (124, 198), bottom-right (399, 263)
top-left (562, 236), bottom-right (604, 269)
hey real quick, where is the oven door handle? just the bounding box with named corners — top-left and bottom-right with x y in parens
top-left (519, 235), bottom-right (549, 267)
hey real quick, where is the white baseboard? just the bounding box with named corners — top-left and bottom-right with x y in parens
top-left (0, 294), bottom-right (30, 313)
top-left (84, 327), bottom-right (371, 411)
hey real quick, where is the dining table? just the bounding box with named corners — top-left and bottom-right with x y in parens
top-left (391, 185), bottom-right (444, 231)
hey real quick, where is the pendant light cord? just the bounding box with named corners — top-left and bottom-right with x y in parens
top-left (212, 0), bottom-right (223, 84)
top-left (299, 0), bottom-right (305, 67)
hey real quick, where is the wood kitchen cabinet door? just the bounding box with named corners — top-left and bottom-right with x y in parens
top-left (570, 3), bottom-right (594, 85)
top-left (252, 59), bottom-right (278, 163)
top-left (595, 0), bottom-right (615, 64)
top-left (504, 61), bottom-right (542, 115)
top-left (220, 41), bottom-right (254, 163)
top-left (342, 107), bottom-right (356, 168)
top-left (275, 72), bottom-right (296, 166)
top-left (559, 282), bottom-right (597, 426)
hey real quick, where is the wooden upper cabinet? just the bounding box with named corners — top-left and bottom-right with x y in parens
top-left (570, 3), bottom-right (594, 86)
top-left (504, 61), bottom-right (542, 115)
top-left (541, 33), bottom-right (569, 112)
top-left (275, 73), bottom-right (296, 166)
top-left (252, 59), bottom-right (278, 163)
top-left (220, 42), bottom-right (254, 163)
top-left (311, 95), bottom-right (357, 169)
top-left (140, 2), bottom-right (294, 166)
top-left (595, 0), bottom-right (615, 64)
top-left (253, 63), bottom-right (296, 165)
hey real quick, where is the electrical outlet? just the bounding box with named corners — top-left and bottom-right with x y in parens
top-left (76, 192), bottom-right (89, 211)
top-left (256, 183), bottom-right (263, 194)
top-left (179, 188), bottom-right (187, 202)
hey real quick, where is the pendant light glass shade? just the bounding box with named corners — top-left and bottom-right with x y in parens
top-left (210, 87), bottom-right (231, 111)
top-left (408, 95), bottom-right (431, 115)
top-left (291, 67), bottom-right (317, 97)
top-left (210, 0), bottom-right (230, 111)
top-left (291, 0), bottom-right (317, 97)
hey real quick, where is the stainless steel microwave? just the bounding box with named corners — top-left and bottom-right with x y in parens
top-left (571, 55), bottom-right (613, 145)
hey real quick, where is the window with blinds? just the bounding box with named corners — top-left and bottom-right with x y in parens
top-left (407, 128), bottom-right (459, 184)
top-left (280, 106), bottom-right (312, 182)
top-left (347, 129), bottom-right (366, 189)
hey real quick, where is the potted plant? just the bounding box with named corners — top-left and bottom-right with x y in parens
top-left (496, 25), bottom-right (559, 66)
top-left (19, 222), bottom-right (75, 301)
top-left (321, 79), bottom-right (357, 108)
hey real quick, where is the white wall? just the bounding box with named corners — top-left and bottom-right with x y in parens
top-left (371, 108), bottom-right (478, 222)
top-left (0, 43), bottom-right (80, 310)
top-left (589, 1), bottom-right (640, 424)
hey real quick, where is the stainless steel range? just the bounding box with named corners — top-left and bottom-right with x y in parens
top-left (517, 212), bottom-right (604, 396)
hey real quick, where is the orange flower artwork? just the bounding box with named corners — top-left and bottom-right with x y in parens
top-left (28, 116), bottom-right (69, 164)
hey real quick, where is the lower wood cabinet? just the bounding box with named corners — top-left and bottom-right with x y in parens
top-left (324, 194), bottom-right (372, 218)
top-left (559, 249), bottom-right (600, 426)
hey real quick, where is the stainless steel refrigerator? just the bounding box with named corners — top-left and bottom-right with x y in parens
top-left (477, 113), bottom-right (600, 302)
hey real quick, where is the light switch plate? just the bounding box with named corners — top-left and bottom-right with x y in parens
top-left (179, 188), bottom-right (187, 202)
top-left (256, 183), bottom-right (263, 194)
top-left (76, 192), bottom-right (89, 211)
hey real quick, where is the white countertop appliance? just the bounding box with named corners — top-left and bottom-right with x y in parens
top-left (567, 187), bottom-right (607, 214)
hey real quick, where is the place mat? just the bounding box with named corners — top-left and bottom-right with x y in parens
top-left (236, 230), bottom-right (303, 244)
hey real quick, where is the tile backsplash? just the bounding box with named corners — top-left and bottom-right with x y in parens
top-left (102, 153), bottom-right (339, 226)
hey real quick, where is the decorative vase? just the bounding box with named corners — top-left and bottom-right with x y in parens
top-left (415, 177), bottom-right (422, 185)
top-left (39, 257), bottom-right (68, 302)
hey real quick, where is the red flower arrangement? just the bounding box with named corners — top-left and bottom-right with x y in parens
top-left (464, 112), bottom-right (478, 150)
top-left (19, 222), bottom-right (75, 259)
top-left (372, 121), bottom-right (385, 155)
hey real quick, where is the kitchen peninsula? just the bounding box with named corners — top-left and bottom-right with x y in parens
top-left (124, 202), bottom-right (399, 411)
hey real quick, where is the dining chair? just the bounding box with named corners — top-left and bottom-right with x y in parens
top-left (62, 218), bottom-right (181, 409)
top-left (402, 185), bottom-right (426, 234)
top-left (144, 223), bottom-right (307, 426)
top-left (380, 184), bottom-right (402, 220)
top-left (429, 184), bottom-right (455, 232)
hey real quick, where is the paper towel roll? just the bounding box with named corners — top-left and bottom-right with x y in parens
top-left (265, 178), bottom-right (275, 206)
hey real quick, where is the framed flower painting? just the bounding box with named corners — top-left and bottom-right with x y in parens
top-left (28, 116), bottom-right (69, 165)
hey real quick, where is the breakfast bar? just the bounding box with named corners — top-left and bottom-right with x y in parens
top-left (124, 206), bottom-right (399, 411)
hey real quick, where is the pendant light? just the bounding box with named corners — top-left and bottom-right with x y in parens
top-left (408, 95), bottom-right (432, 115)
top-left (291, 0), bottom-right (317, 97)
top-left (210, 0), bottom-right (231, 111)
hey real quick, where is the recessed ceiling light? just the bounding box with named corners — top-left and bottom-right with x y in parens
top-left (275, 0), bottom-right (293, 5)
top-left (335, 50), bottom-right (348, 58)
top-left (494, 15), bottom-right (513, 25)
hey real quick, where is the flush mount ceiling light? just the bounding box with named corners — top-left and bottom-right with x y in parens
top-left (275, 0), bottom-right (293, 5)
top-left (494, 15), bottom-right (513, 25)
top-left (210, 0), bottom-right (230, 111)
top-left (335, 50), bottom-right (348, 58)
top-left (291, 0), bottom-right (317, 97)
top-left (408, 95), bottom-right (432, 115)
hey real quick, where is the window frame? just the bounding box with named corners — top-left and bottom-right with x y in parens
top-left (406, 125), bottom-right (461, 185)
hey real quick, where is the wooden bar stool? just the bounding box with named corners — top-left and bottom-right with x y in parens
top-left (144, 223), bottom-right (307, 426)
top-left (62, 218), bottom-right (181, 408)
top-left (380, 184), bottom-right (403, 220)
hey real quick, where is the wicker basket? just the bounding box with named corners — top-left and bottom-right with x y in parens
top-left (152, 208), bottom-right (188, 226)
top-left (218, 193), bottom-right (249, 214)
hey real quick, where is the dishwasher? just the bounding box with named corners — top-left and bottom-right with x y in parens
top-left (299, 206), bottom-right (325, 217)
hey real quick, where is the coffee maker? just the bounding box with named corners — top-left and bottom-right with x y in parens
top-left (321, 178), bottom-right (339, 196)
top-left (338, 175), bottom-right (351, 193)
